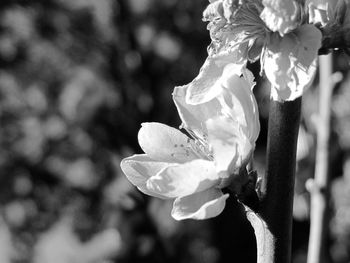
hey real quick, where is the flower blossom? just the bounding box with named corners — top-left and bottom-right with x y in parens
top-left (260, 0), bottom-right (304, 36)
top-left (120, 64), bottom-right (259, 220)
top-left (202, 0), bottom-right (322, 101)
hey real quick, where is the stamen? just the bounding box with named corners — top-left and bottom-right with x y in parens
top-left (184, 127), bottom-right (214, 161)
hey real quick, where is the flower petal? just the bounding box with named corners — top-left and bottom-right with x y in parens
top-left (260, 0), bottom-right (301, 35)
top-left (147, 159), bottom-right (220, 198)
top-left (306, 0), bottom-right (344, 26)
top-left (185, 52), bottom-right (245, 105)
top-left (263, 24), bottom-right (322, 101)
top-left (219, 65), bottom-right (260, 142)
top-left (307, 0), bottom-right (329, 26)
top-left (171, 188), bottom-right (229, 220)
top-left (174, 64), bottom-right (259, 142)
top-left (206, 116), bottom-right (253, 177)
top-left (138, 122), bottom-right (200, 163)
top-left (120, 154), bottom-right (172, 199)
top-left (173, 85), bottom-right (222, 140)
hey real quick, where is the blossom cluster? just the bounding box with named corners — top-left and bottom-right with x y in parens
top-left (121, 0), bottom-right (337, 220)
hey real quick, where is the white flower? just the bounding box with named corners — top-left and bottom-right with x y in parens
top-left (174, 64), bottom-right (260, 177)
top-left (121, 122), bottom-right (229, 220)
top-left (120, 65), bottom-right (260, 220)
top-left (202, 0), bottom-right (322, 101)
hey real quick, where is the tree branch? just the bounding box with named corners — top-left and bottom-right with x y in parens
top-left (247, 98), bottom-right (302, 263)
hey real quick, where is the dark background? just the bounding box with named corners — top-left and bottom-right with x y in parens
top-left (0, 0), bottom-right (350, 262)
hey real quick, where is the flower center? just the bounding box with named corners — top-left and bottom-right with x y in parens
top-left (182, 126), bottom-right (214, 161)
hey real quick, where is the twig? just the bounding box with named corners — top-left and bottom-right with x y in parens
top-left (306, 54), bottom-right (334, 263)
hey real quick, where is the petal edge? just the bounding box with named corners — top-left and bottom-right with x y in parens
top-left (171, 188), bottom-right (229, 220)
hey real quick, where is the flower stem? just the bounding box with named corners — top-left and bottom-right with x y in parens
top-left (306, 54), bottom-right (334, 263)
top-left (248, 98), bottom-right (302, 263)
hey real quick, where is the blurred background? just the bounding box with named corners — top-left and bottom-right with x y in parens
top-left (0, 0), bottom-right (350, 262)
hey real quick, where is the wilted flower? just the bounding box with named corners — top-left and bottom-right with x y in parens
top-left (202, 0), bottom-right (322, 101)
top-left (120, 65), bottom-right (259, 220)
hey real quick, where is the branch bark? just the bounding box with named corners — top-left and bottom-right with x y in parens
top-left (247, 98), bottom-right (302, 263)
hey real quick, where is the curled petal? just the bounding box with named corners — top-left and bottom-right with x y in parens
top-left (147, 159), bottom-right (219, 198)
top-left (174, 64), bottom-right (259, 143)
top-left (185, 52), bottom-right (246, 105)
top-left (206, 116), bottom-right (254, 177)
top-left (263, 25), bottom-right (322, 101)
top-left (173, 85), bottom-right (222, 140)
top-left (171, 188), bottom-right (229, 220)
top-left (260, 0), bottom-right (300, 35)
top-left (219, 65), bottom-right (260, 142)
top-left (138, 122), bottom-right (200, 163)
top-left (120, 154), bottom-right (172, 199)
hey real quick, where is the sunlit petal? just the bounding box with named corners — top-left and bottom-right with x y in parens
top-left (138, 122), bottom-right (200, 163)
top-left (185, 52), bottom-right (245, 105)
top-left (307, 0), bottom-right (329, 26)
top-left (263, 25), bottom-right (322, 101)
top-left (260, 0), bottom-right (300, 35)
top-left (219, 65), bottom-right (260, 142)
top-left (174, 64), bottom-right (259, 143)
top-left (147, 159), bottom-right (219, 198)
top-left (171, 188), bottom-right (229, 220)
top-left (173, 85), bottom-right (222, 140)
top-left (206, 116), bottom-right (253, 177)
top-left (120, 154), bottom-right (172, 199)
